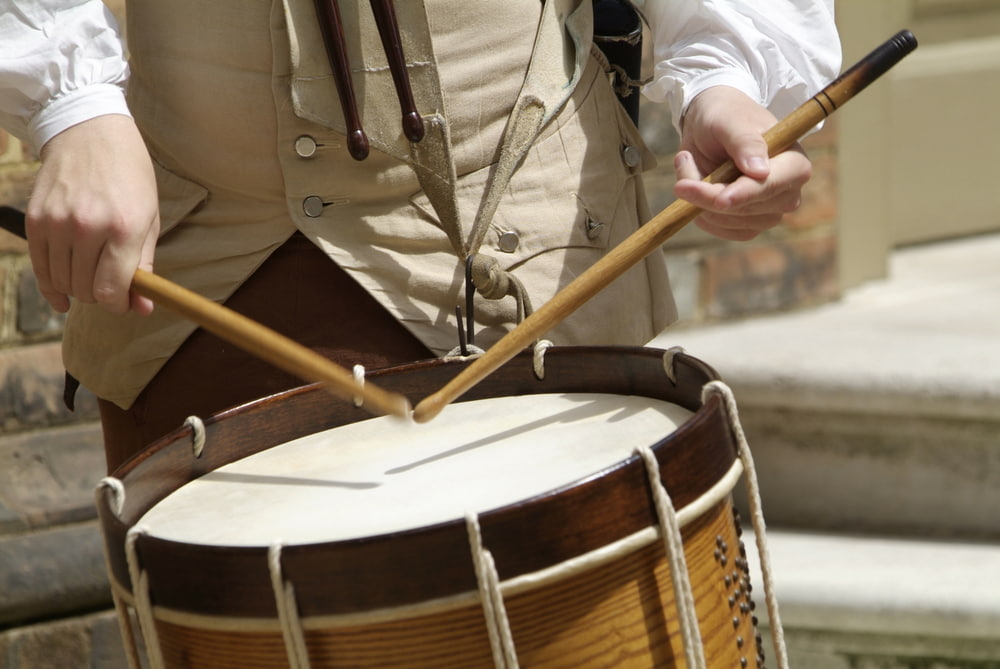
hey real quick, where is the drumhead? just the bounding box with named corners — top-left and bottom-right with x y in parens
top-left (139, 392), bottom-right (692, 547)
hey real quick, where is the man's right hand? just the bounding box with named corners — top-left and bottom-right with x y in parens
top-left (26, 114), bottom-right (159, 316)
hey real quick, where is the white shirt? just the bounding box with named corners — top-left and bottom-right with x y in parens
top-left (0, 0), bottom-right (840, 151)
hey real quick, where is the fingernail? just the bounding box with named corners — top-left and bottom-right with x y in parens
top-left (746, 156), bottom-right (768, 173)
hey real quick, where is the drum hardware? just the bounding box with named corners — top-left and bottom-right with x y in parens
top-left (0, 209), bottom-right (409, 419)
top-left (455, 306), bottom-right (470, 356)
top-left (412, 30), bottom-right (919, 423)
top-left (312, 0), bottom-right (425, 161)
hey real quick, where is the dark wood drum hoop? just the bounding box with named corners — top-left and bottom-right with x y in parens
top-left (96, 346), bottom-right (739, 620)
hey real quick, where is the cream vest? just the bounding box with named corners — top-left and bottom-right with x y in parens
top-left (63, 0), bottom-right (676, 409)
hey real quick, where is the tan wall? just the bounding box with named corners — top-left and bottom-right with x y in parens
top-left (837, 0), bottom-right (1000, 288)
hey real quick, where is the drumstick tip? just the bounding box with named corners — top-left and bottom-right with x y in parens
top-left (411, 394), bottom-right (444, 423)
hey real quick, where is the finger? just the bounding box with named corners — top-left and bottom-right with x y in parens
top-left (128, 214), bottom-right (160, 315)
top-left (93, 216), bottom-right (151, 315)
top-left (694, 210), bottom-right (784, 241)
top-left (24, 214), bottom-right (71, 313)
top-left (673, 177), bottom-right (732, 212)
top-left (677, 149), bottom-right (810, 214)
top-left (720, 153), bottom-right (810, 214)
top-left (69, 222), bottom-right (105, 306)
top-left (712, 176), bottom-right (805, 215)
top-left (673, 151), bottom-right (703, 182)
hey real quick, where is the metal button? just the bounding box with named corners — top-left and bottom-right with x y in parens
top-left (622, 144), bottom-right (641, 168)
top-left (498, 231), bottom-right (520, 253)
top-left (302, 196), bottom-right (325, 218)
top-left (295, 135), bottom-right (318, 158)
top-left (586, 218), bottom-right (604, 240)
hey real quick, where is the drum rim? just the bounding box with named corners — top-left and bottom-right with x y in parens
top-left (97, 346), bottom-right (739, 619)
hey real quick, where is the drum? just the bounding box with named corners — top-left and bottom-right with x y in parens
top-left (96, 346), bottom-right (770, 669)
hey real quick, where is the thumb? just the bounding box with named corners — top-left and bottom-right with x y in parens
top-left (723, 128), bottom-right (771, 180)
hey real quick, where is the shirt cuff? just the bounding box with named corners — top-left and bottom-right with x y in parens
top-left (28, 83), bottom-right (132, 151)
top-left (645, 68), bottom-right (763, 135)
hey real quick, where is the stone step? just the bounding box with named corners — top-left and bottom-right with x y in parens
top-left (0, 421), bottom-right (104, 534)
top-left (744, 528), bottom-right (1000, 668)
top-left (0, 421), bottom-right (109, 628)
top-left (0, 609), bottom-right (129, 669)
top-left (650, 232), bottom-right (1000, 539)
top-left (0, 343), bottom-right (98, 435)
top-left (0, 521), bottom-right (110, 628)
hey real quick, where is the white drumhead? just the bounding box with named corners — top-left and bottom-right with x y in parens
top-left (139, 393), bottom-right (692, 547)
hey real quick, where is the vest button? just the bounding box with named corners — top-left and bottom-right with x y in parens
top-left (295, 135), bottom-right (318, 158)
top-left (302, 196), bottom-right (325, 218)
top-left (498, 231), bottom-right (520, 253)
top-left (622, 144), bottom-right (642, 168)
top-left (586, 218), bottom-right (604, 240)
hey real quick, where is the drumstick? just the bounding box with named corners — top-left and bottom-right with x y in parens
top-left (130, 270), bottom-right (411, 417)
top-left (369, 0), bottom-right (425, 142)
top-left (0, 208), bottom-right (410, 418)
top-left (412, 30), bottom-right (918, 423)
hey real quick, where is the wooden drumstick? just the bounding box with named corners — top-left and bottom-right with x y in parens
top-left (412, 30), bottom-right (918, 423)
top-left (369, 0), bottom-right (425, 142)
top-left (129, 270), bottom-right (411, 417)
top-left (313, 0), bottom-right (370, 160)
top-left (0, 207), bottom-right (410, 417)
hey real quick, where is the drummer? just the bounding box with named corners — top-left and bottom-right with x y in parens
top-left (0, 1), bottom-right (840, 471)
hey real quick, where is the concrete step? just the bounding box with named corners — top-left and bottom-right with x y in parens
top-left (650, 233), bottom-right (1000, 665)
top-left (651, 232), bottom-right (1000, 539)
top-left (745, 528), bottom-right (1000, 668)
top-left (0, 420), bottom-right (109, 629)
top-left (0, 343), bottom-right (98, 434)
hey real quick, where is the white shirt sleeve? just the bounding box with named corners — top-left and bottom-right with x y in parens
top-left (0, 0), bottom-right (131, 152)
top-left (642, 0), bottom-right (842, 133)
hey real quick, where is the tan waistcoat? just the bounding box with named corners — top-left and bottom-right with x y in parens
top-left (63, 0), bottom-right (676, 409)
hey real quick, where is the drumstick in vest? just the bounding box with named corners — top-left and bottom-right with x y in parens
top-left (0, 207), bottom-right (410, 418)
top-left (313, 0), bottom-right (370, 160)
top-left (412, 30), bottom-right (918, 423)
top-left (370, 0), bottom-right (425, 142)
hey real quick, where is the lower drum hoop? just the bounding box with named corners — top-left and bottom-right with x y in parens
top-left (97, 346), bottom-right (777, 669)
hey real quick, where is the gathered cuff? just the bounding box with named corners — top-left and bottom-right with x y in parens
top-left (28, 83), bottom-right (132, 151)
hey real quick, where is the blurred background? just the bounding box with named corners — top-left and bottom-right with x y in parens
top-left (1, 1), bottom-right (997, 667)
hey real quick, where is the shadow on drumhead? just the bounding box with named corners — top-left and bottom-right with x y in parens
top-left (386, 392), bottom-right (681, 475)
top-left (199, 471), bottom-right (382, 490)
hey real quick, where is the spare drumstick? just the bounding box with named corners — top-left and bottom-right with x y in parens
top-left (413, 30), bottom-right (918, 423)
top-left (129, 270), bottom-right (411, 417)
top-left (370, 0), bottom-right (425, 142)
top-left (313, 0), bottom-right (370, 160)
